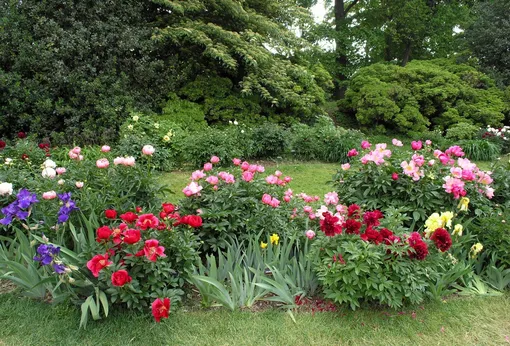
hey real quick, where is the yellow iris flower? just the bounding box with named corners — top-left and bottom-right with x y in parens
top-left (260, 241), bottom-right (268, 249)
top-left (270, 233), bottom-right (279, 245)
top-left (458, 197), bottom-right (470, 212)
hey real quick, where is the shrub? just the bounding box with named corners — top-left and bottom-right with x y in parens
top-left (333, 138), bottom-right (496, 226)
top-left (446, 123), bottom-right (480, 140)
top-left (177, 158), bottom-right (310, 252)
top-left (250, 123), bottom-right (288, 159)
top-left (309, 203), bottom-right (460, 309)
top-left (341, 59), bottom-right (506, 134)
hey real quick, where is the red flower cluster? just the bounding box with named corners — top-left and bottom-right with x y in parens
top-left (430, 228), bottom-right (452, 252)
top-left (344, 219), bottom-right (361, 234)
top-left (0, 140), bottom-right (5, 150)
top-left (408, 232), bottom-right (428, 260)
top-left (347, 204), bottom-right (361, 218)
top-left (363, 210), bottom-right (383, 227)
top-left (105, 209), bottom-right (117, 219)
top-left (320, 212), bottom-right (342, 236)
top-left (179, 215), bottom-right (203, 228)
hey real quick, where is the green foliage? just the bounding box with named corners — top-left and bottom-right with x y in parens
top-left (465, 0), bottom-right (510, 86)
top-left (456, 140), bottom-right (501, 161)
top-left (446, 123), bottom-right (480, 140)
top-left (289, 116), bottom-right (364, 162)
top-left (250, 124), bottom-right (288, 159)
top-left (468, 208), bottom-right (510, 268)
top-left (0, 0), bottom-right (174, 144)
top-left (159, 93), bottom-right (207, 131)
top-left (342, 60), bottom-right (506, 134)
top-left (310, 234), bottom-right (449, 310)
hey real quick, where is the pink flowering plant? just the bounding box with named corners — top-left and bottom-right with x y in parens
top-left (178, 156), bottom-right (312, 252)
top-left (334, 139), bottom-right (496, 225)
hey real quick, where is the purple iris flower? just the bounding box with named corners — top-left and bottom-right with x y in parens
top-left (52, 263), bottom-right (67, 274)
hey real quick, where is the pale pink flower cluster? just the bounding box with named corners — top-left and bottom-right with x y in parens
top-left (324, 191), bottom-right (339, 205)
top-left (191, 170), bottom-right (206, 181)
top-left (183, 182), bottom-right (203, 197)
top-left (68, 147), bottom-right (83, 161)
top-left (262, 194), bottom-right (280, 208)
top-left (218, 171), bottom-right (235, 184)
top-left (442, 176), bottom-right (466, 199)
top-left (75, 181), bottom-right (84, 188)
top-left (400, 160), bottom-right (424, 181)
top-left (239, 160), bottom-right (264, 173)
top-left (42, 191), bottom-right (57, 200)
top-left (442, 157), bottom-right (493, 199)
top-left (96, 158), bottom-right (109, 169)
top-left (56, 167), bottom-right (66, 175)
top-left (297, 193), bottom-right (320, 203)
top-left (101, 145), bottom-right (111, 153)
top-left (113, 156), bottom-right (136, 166)
top-left (360, 143), bottom-right (391, 165)
top-left (265, 172), bottom-right (291, 186)
top-left (392, 138), bottom-right (403, 147)
top-left (206, 176), bottom-right (219, 185)
top-left (341, 163), bottom-right (350, 171)
top-left (142, 145), bottom-right (155, 156)
top-left (283, 189), bottom-right (293, 202)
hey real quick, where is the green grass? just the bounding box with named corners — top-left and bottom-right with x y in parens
top-left (0, 293), bottom-right (509, 345)
top-left (158, 162), bottom-right (339, 204)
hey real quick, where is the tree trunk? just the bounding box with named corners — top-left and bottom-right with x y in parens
top-left (333, 0), bottom-right (347, 100)
top-left (401, 41), bottom-right (412, 66)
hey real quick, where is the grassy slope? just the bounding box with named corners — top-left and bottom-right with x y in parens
top-left (0, 293), bottom-right (508, 345)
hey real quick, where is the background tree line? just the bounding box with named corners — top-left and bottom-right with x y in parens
top-left (0, 0), bottom-right (509, 143)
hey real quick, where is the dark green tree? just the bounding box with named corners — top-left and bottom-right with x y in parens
top-left (465, 0), bottom-right (510, 87)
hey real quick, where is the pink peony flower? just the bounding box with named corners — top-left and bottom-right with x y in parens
top-left (142, 145), bottom-right (155, 156)
top-left (101, 145), bottom-right (111, 153)
top-left (270, 198), bottom-right (280, 208)
top-left (275, 170), bottom-right (283, 177)
top-left (124, 156), bottom-right (136, 166)
top-left (75, 181), bottom-right (84, 188)
top-left (232, 158), bottom-right (241, 166)
top-left (485, 186), bottom-right (495, 199)
top-left (210, 156), bottom-right (220, 164)
top-left (78, 155), bottom-right (84, 161)
top-left (182, 182), bottom-right (203, 196)
top-left (114, 157), bottom-right (125, 165)
top-left (347, 149), bottom-right (358, 157)
top-left (428, 160), bottom-right (435, 166)
top-left (203, 163), bottom-right (213, 171)
top-left (191, 170), bottom-right (206, 181)
top-left (450, 167), bottom-right (463, 178)
top-left (261, 194), bottom-right (272, 204)
top-left (242, 171), bottom-right (254, 182)
top-left (256, 165), bottom-right (265, 173)
top-left (303, 206), bottom-right (313, 213)
top-left (305, 230), bottom-right (316, 239)
top-left (248, 164), bottom-right (258, 173)
top-left (461, 169), bottom-right (475, 181)
top-left (42, 191), bottom-right (57, 200)
top-left (284, 176), bottom-right (292, 183)
top-left (284, 196), bottom-right (291, 203)
top-left (341, 163), bottom-right (350, 170)
top-left (56, 167), bottom-right (66, 175)
top-left (72, 147), bottom-right (81, 155)
top-left (206, 175), bottom-right (219, 185)
top-left (96, 158), bottom-right (109, 169)
top-left (392, 138), bottom-right (403, 147)
top-left (241, 161), bottom-right (250, 171)
top-left (392, 173), bottom-right (399, 181)
top-left (412, 154), bottom-right (425, 167)
top-left (442, 176), bottom-right (466, 199)
top-left (361, 141), bottom-right (371, 149)
top-left (324, 192), bottom-right (339, 205)
top-left (265, 175), bottom-right (278, 184)
top-left (425, 140), bottom-right (432, 146)
top-left (411, 141), bottom-right (422, 150)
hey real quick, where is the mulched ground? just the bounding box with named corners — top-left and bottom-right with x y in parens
top-left (0, 280), bottom-right (17, 294)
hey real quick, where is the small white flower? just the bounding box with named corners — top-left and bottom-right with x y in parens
top-left (132, 115), bottom-right (139, 122)
top-left (154, 123), bottom-right (160, 129)
top-left (5, 158), bottom-right (13, 165)
top-left (0, 182), bottom-right (13, 196)
top-left (233, 120), bottom-right (238, 125)
top-left (43, 159), bottom-right (56, 169)
top-left (127, 124), bottom-right (134, 130)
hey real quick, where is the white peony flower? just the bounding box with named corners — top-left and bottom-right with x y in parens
top-left (0, 182), bottom-right (13, 196)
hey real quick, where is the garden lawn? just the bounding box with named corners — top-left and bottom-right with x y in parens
top-left (158, 162), bottom-right (339, 204)
top-left (0, 293), bottom-right (509, 345)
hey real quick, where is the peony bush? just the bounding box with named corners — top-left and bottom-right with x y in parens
top-left (334, 139), bottom-right (495, 226)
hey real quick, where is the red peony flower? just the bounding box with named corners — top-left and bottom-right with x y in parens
top-left (162, 203), bottom-right (175, 214)
top-left (143, 239), bottom-right (166, 262)
top-left (363, 210), bottom-right (383, 227)
top-left (152, 297), bottom-right (170, 322)
top-left (430, 228), bottom-right (452, 252)
top-left (347, 204), bottom-right (361, 218)
top-left (409, 240), bottom-right (428, 260)
top-left (136, 214), bottom-right (159, 230)
top-left (320, 212), bottom-right (342, 237)
top-left (111, 270), bottom-right (132, 287)
top-left (104, 209), bottom-right (117, 219)
top-left (392, 172), bottom-right (399, 181)
top-left (21, 153), bottom-right (29, 160)
top-left (180, 215), bottom-right (203, 228)
top-left (136, 206), bottom-right (142, 213)
top-left (86, 254), bottom-right (112, 277)
top-left (120, 211), bottom-right (138, 224)
top-left (0, 140), bottom-right (5, 149)
top-left (157, 222), bottom-right (167, 231)
top-left (407, 232), bottom-right (422, 246)
top-left (159, 211), bottom-right (167, 219)
top-left (360, 226), bottom-right (383, 244)
top-left (122, 229), bottom-right (141, 244)
top-left (111, 223), bottom-right (127, 244)
top-left (17, 132), bottom-right (26, 139)
top-left (344, 218), bottom-right (362, 234)
top-left (96, 226), bottom-right (113, 242)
